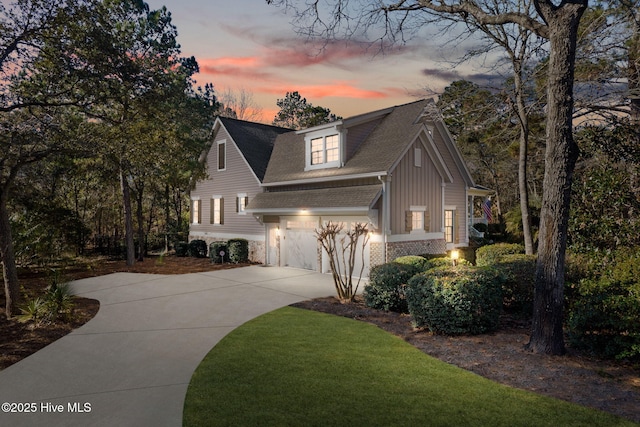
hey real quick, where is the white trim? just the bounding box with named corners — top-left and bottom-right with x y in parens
top-left (304, 131), bottom-right (342, 171)
top-left (387, 232), bottom-right (444, 243)
top-left (189, 231), bottom-right (264, 241)
top-left (262, 171), bottom-right (388, 187)
top-left (237, 192), bottom-right (248, 215)
top-left (246, 206), bottom-right (372, 215)
top-left (217, 139), bottom-right (227, 171)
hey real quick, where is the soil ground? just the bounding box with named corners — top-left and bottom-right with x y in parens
top-left (2, 256), bottom-right (639, 423)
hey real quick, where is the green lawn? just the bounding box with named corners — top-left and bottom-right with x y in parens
top-left (184, 307), bottom-right (636, 427)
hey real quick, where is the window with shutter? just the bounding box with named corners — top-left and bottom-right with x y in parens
top-left (191, 199), bottom-right (201, 224)
top-left (211, 196), bottom-right (224, 225)
top-left (236, 193), bottom-right (248, 214)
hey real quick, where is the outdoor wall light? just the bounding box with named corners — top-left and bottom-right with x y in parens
top-left (450, 249), bottom-right (460, 266)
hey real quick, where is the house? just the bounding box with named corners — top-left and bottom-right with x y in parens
top-left (189, 99), bottom-right (491, 275)
top-left (188, 116), bottom-right (291, 263)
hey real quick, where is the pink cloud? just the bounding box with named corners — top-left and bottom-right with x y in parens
top-left (198, 56), bottom-right (274, 80)
top-left (260, 81), bottom-right (389, 99)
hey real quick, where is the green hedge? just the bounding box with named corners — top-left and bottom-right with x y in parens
top-left (188, 239), bottom-right (208, 258)
top-left (228, 238), bottom-right (249, 263)
top-left (364, 262), bottom-right (420, 313)
top-left (392, 255), bottom-right (432, 271)
top-left (568, 250), bottom-right (640, 360)
top-left (175, 241), bottom-right (189, 257)
top-left (494, 254), bottom-right (536, 316)
top-left (209, 242), bottom-right (228, 263)
top-left (475, 243), bottom-right (525, 267)
top-left (406, 266), bottom-right (504, 335)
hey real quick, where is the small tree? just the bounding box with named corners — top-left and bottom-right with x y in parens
top-left (316, 221), bottom-right (370, 303)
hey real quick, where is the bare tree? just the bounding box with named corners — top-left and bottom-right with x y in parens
top-left (316, 221), bottom-right (370, 303)
top-left (218, 87), bottom-right (264, 122)
top-left (267, 0), bottom-right (588, 355)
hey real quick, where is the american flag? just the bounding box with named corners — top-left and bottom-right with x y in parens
top-left (482, 198), bottom-right (492, 222)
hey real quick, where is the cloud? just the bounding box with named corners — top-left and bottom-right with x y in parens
top-left (260, 81), bottom-right (391, 99)
top-left (198, 57), bottom-right (275, 81)
top-left (421, 68), bottom-right (503, 88)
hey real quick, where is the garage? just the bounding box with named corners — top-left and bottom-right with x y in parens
top-left (282, 220), bottom-right (318, 270)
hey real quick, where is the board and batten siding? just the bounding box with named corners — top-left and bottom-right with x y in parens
top-left (189, 127), bottom-right (264, 238)
top-left (432, 126), bottom-right (468, 244)
top-left (389, 140), bottom-right (443, 235)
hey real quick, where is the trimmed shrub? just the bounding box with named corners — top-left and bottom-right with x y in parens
top-left (175, 241), bottom-right (189, 257)
top-left (406, 266), bottom-right (504, 335)
top-left (494, 254), bottom-right (536, 315)
top-left (424, 256), bottom-right (471, 270)
top-left (209, 242), bottom-right (229, 263)
top-left (475, 243), bottom-right (525, 267)
top-left (364, 262), bottom-right (420, 313)
top-left (228, 238), bottom-right (249, 263)
top-left (393, 255), bottom-right (430, 271)
top-left (188, 239), bottom-right (208, 258)
top-left (568, 250), bottom-right (640, 360)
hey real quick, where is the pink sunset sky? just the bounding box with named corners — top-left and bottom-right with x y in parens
top-left (145, 0), bottom-right (497, 123)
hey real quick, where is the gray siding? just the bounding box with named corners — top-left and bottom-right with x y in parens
top-left (189, 127), bottom-right (264, 237)
top-left (389, 140), bottom-right (443, 234)
top-left (432, 127), bottom-right (468, 243)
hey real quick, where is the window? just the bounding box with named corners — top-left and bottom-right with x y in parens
top-left (412, 211), bottom-right (423, 231)
top-left (414, 148), bottom-right (422, 167)
top-left (191, 199), bottom-right (201, 224)
top-left (211, 196), bottom-right (224, 225)
top-left (406, 206), bottom-right (427, 233)
top-left (306, 133), bottom-right (340, 169)
top-left (236, 193), bottom-right (248, 214)
top-left (444, 209), bottom-right (454, 243)
top-left (217, 141), bottom-right (226, 171)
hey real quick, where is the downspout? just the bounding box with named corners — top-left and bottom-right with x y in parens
top-left (378, 175), bottom-right (388, 263)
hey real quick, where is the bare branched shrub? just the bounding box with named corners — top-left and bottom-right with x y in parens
top-left (316, 221), bottom-right (370, 303)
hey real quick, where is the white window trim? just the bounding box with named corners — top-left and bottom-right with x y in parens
top-left (237, 192), bottom-right (247, 215)
top-left (410, 205), bottom-right (426, 234)
top-left (191, 197), bottom-right (201, 225)
top-left (217, 140), bottom-right (226, 171)
top-left (304, 130), bottom-right (342, 171)
top-left (212, 195), bottom-right (223, 225)
top-left (444, 207), bottom-right (456, 243)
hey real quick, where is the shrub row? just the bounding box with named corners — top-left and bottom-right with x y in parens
top-left (364, 254), bottom-right (504, 335)
top-left (209, 239), bottom-right (249, 263)
top-left (567, 249), bottom-right (640, 360)
top-left (406, 266), bottom-right (504, 335)
top-left (174, 239), bottom-right (249, 264)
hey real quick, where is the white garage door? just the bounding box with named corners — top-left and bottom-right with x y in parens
top-left (283, 221), bottom-right (318, 270)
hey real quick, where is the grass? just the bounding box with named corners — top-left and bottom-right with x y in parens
top-left (184, 307), bottom-right (636, 427)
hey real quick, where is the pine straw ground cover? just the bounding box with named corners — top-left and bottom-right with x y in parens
top-left (1, 256), bottom-right (639, 423)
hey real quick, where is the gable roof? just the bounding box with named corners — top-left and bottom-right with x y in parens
top-left (214, 116), bottom-right (291, 182)
top-left (261, 99), bottom-right (473, 186)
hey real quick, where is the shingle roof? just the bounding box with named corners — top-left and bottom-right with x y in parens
top-left (246, 184), bottom-right (382, 212)
top-left (218, 117), bottom-right (291, 182)
top-left (262, 99), bottom-right (433, 184)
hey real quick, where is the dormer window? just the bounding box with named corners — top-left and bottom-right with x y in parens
top-left (305, 131), bottom-right (342, 170)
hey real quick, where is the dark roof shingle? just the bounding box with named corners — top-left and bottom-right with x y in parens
top-left (218, 117), bottom-right (291, 181)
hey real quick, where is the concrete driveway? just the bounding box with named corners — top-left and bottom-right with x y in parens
top-left (0, 266), bottom-right (336, 426)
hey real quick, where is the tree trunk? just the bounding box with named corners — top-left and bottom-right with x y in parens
top-left (0, 190), bottom-right (20, 318)
top-left (120, 164), bottom-right (136, 266)
top-left (526, 2), bottom-right (585, 355)
top-left (513, 61), bottom-right (535, 255)
top-left (135, 182), bottom-right (145, 262)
